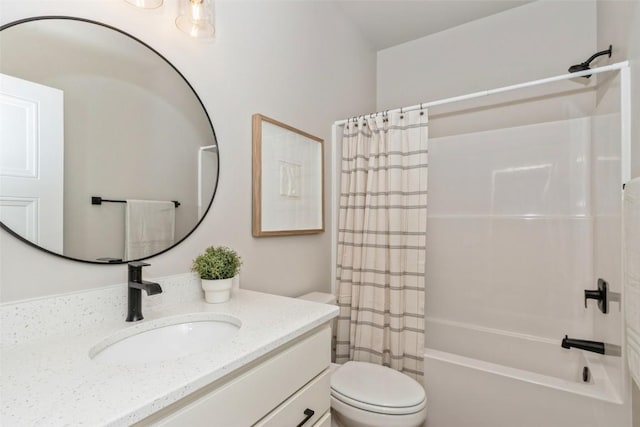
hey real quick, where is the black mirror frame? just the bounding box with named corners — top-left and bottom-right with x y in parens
top-left (0, 16), bottom-right (220, 265)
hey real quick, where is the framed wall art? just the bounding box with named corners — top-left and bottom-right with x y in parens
top-left (252, 114), bottom-right (324, 237)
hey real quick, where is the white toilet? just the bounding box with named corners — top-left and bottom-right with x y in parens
top-left (298, 292), bottom-right (427, 427)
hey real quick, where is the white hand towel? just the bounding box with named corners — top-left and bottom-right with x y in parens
top-left (625, 177), bottom-right (640, 388)
top-left (125, 200), bottom-right (175, 260)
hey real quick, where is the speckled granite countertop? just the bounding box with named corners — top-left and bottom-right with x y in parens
top-left (0, 276), bottom-right (337, 426)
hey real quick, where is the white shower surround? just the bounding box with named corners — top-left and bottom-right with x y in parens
top-left (421, 109), bottom-right (630, 426)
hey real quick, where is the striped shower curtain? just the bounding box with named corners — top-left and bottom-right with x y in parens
top-left (335, 110), bottom-right (428, 380)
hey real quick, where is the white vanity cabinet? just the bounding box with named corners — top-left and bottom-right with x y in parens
top-left (136, 325), bottom-right (332, 427)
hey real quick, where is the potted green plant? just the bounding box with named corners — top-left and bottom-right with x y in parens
top-left (191, 246), bottom-right (242, 303)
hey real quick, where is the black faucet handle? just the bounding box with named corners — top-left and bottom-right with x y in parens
top-left (128, 261), bottom-right (151, 269)
top-left (584, 279), bottom-right (608, 313)
top-left (128, 262), bottom-right (150, 284)
top-left (584, 290), bottom-right (602, 308)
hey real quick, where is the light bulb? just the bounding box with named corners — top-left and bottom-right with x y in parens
top-left (176, 0), bottom-right (215, 39)
top-left (125, 0), bottom-right (163, 9)
top-left (191, 0), bottom-right (203, 20)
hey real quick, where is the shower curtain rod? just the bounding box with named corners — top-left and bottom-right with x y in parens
top-left (333, 61), bottom-right (629, 126)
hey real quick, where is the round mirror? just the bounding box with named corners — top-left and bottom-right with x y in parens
top-left (0, 17), bottom-right (219, 263)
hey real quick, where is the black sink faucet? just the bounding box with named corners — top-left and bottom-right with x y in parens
top-left (126, 262), bottom-right (162, 322)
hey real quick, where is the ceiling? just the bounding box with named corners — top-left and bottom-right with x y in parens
top-left (332, 0), bottom-right (534, 50)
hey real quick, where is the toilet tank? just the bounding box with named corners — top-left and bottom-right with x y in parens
top-left (298, 292), bottom-right (337, 362)
top-left (297, 292), bottom-right (336, 305)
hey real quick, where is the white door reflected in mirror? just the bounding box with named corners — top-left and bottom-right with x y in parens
top-left (0, 73), bottom-right (64, 253)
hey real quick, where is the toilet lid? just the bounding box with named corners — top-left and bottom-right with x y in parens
top-left (331, 361), bottom-right (426, 415)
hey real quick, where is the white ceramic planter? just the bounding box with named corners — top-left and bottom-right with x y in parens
top-left (201, 277), bottom-right (233, 303)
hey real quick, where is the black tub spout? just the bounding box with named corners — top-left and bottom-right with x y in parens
top-left (561, 336), bottom-right (605, 354)
top-left (561, 335), bottom-right (621, 356)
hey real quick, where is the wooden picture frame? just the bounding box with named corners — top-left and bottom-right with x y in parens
top-left (252, 114), bottom-right (324, 237)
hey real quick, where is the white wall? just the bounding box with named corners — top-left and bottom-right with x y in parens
top-left (0, 0), bottom-right (376, 302)
top-left (377, 0), bottom-right (598, 108)
top-left (377, 0), bottom-right (598, 139)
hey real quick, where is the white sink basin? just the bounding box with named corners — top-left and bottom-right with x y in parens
top-left (90, 314), bottom-right (241, 365)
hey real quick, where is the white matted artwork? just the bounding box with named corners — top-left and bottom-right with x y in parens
top-left (252, 114), bottom-right (324, 236)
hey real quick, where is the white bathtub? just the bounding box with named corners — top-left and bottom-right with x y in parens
top-left (424, 319), bottom-right (630, 427)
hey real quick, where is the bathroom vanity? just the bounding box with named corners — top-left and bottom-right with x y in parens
top-left (0, 275), bottom-right (337, 426)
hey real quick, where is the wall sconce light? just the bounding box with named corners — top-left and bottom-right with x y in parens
top-left (176, 0), bottom-right (215, 39)
top-left (125, 0), bottom-right (163, 8)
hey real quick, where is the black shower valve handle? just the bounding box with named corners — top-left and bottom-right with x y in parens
top-left (584, 289), bottom-right (602, 308)
top-left (584, 279), bottom-right (608, 314)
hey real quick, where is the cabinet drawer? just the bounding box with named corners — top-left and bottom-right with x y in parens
top-left (254, 370), bottom-right (330, 427)
top-left (313, 411), bottom-right (331, 427)
top-left (140, 326), bottom-right (331, 426)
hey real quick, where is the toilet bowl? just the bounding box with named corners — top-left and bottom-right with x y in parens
top-left (298, 292), bottom-right (427, 427)
top-left (330, 361), bottom-right (426, 427)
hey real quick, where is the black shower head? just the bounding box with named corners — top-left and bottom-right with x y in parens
top-left (568, 63), bottom-right (591, 73)
top-left (568, 45), bottom-right (613, 78)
